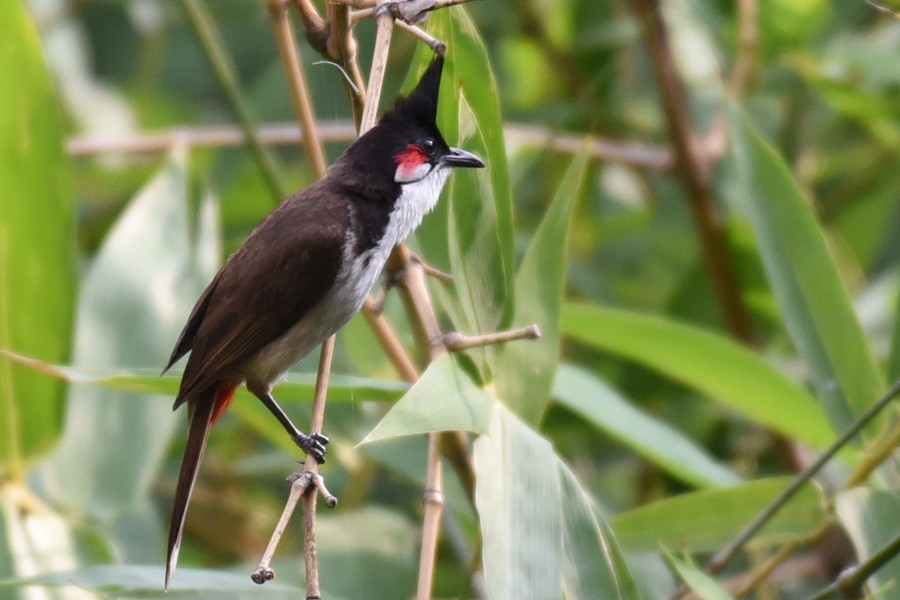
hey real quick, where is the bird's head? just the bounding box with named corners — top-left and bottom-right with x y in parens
top-left (342, 56), bottom-right (484, 188)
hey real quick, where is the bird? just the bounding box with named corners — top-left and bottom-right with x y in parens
top-left (159, 54), bottom-right (484, 587)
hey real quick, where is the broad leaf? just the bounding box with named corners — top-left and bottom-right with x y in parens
top-left (36, 151), bottom-right (217, 522)
top-left (361, 354), bottom-right (491, 443)
top-left (0, 0), bottom-right (75, 475)
top-left (474, 403), bottom-right (563, 599)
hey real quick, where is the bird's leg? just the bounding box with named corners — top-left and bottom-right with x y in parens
top-left (251, 389), bottom-right (329, 464)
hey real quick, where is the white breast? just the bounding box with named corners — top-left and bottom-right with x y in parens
top-left (244, 165), bottom-right (451, 388)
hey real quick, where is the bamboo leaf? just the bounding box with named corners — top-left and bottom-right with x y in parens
top-left (561, 303), bottom-right (834, 448)
top-left (409, 8), bottom-right (516, 350)
top-left (611, 477), bottom-right (828, 553)
top-left (553, 363), bottom-right (741, 489)
top-left (474, 403), bottom-right (563, 599)
top-left (725, 102), bottom-right (884, 433)
top-left (361, 354), bottom-right (491, 443)
top-left (496, 148), bottom-right (589, 424)
top-left (35, 151), bottom-right (216, 522)
top-left (0, 0), bottom-right (76, 474)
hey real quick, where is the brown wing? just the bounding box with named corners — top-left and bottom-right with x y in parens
top-left (168, 185), bottom-right (346, 409)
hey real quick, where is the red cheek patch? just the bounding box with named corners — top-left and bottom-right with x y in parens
top-left (394, 144), bottom-right (429, 182)
top-left (395, 144), bottom-right (427, 168)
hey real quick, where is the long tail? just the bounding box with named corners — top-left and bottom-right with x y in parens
top-left (165, 381), bottom-right (236, 588)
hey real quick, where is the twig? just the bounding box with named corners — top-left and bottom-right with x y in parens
top-left (359, 0), bottom-right (395, 134)
top-left (65, 121), bottom-right (676, 169)
top-left (665, 377), bottom-right (900, 600)
top-left (267, 0), bottom-right (328, 177)
top-left (258, 4), bottom-right (333, 590)
top-left (631, 0), bottom-right (756, 346)
top-left (180, 0), bottom-right (286, 202)
top-left (299, 336), bottom-right (338, 598)
top-left (394, 19), bottom-right (447, 54)
top-left (327, 0), bottom-right (366, 126)
top-left (442, 325), bottom-right (541, 352)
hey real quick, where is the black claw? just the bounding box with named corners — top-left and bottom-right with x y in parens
top-left (296, 432), bottom-right (329, 464)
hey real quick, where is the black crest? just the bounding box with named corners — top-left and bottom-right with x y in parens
top-left (385, 55), bottom-right (444, 131)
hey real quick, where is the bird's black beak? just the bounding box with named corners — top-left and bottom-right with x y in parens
top-left (443, 147), bottom-right (485, 169)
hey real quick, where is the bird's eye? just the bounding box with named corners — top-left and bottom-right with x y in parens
top-left (422, 138), bottom-right (436, 154)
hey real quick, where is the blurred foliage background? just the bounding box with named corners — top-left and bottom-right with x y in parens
top-left (1, 0), bottom-right (899, 598)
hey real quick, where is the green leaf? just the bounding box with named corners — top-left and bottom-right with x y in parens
top-left (559, 461), bottom-right (643, 600)
top-left (411, 8), bottom-right (516, 349)
top-left (661, 548), bottom-right (734, 600)
top-left (561, 303), bottom-right (834, 448)
top-left (888, 288), bottom-right (900, 384)
top-left (496, 148), bottom-right (589, 424)
top-left (553, 363), bottom-right (741, 489)
top-left (35, 150), bottom-right (217, 522)
top-left (835, 488), bottom-right (900, 600)
top-left (611, 477), bottom-right (828, 553)
top-left (0, 564), bottom-right (302, 598)
top-left (0, 351), bottom-right (407, 404)
top-left (0, 0), bottom-right (76, 476)
top-left (361, 354), bottom-right (491, 443)
top-left (474, 403), bottom-right (641, 599)
top-left (725, 101), bottom-right (884, 433)
top-left (474, 403), bottom-right (563, 599)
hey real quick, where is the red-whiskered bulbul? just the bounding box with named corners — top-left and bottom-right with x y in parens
top-left (160, 55), bottom-right (483, 586)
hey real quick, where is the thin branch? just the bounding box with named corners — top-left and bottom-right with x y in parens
top-left (442, 325), bottom-right (541, 352)
top-left (66, 121), bottom-right (675, 168)
top-left (665, 377), bottom-right (900, 600)
top-left (359, 0), bottom-right (395, 133)
top-left (180, 0), bottom-right (286, 201)
top-left (327, 0), bottom-right (367, 126)
top-left (631, 0), bottom-right (756, 346)
top-left (267, 0), bottom-right (328, 177)
top-left (300, 335), bottom-right (337, 598)
top-left (65, 121), bottom-right (356, 155)
top-left (394, 19), bottom-right (447, 54)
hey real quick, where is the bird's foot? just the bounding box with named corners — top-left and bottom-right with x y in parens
top-left (293, 431), bottom-right (329, 464)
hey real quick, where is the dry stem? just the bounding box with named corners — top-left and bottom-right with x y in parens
top-left (631, 0), bottom-right (756, 346)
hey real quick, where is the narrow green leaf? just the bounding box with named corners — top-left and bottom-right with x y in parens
top-left (0, 564), bottom-right (300, 597)
top-left (496, 148), bottom-right (589, 424)
top-left (559, 461), bottom-right (643, 600)
top-left (473, 403), bottom-right (563, 599)
top-left (0, 0), bottom-right (76, 475)
top-left (661, 548), bottom-right (734, 600)
top-left (553, 363), bottom-right (741, 489)
top-left (36, 150), bottom-right (216, 522)
top-left (835, 488), bottom-right (900, 600)
top-left (410, 8), bottom-right (516, 346)
top-left (0, 350), bottom-right (407, 404)
top-left (725, 102), bottom-right (884, 433)
top-left (561, 303), bottom-right (834, 448)
top-left (360, 354), bottom-right (491, 443)
top-left (611, 477), bottom-right (828, 553)
top-left (888, 288), bottom-right (900, 383)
